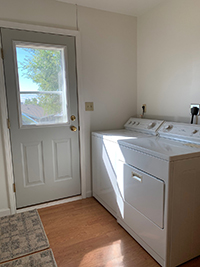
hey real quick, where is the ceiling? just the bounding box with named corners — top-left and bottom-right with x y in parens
top-left (56, 0), bottom-right (167, 17)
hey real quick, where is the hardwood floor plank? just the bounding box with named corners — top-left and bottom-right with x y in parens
top-left (38, 197), bottom-right (200, 267)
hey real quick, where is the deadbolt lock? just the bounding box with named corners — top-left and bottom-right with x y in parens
top-left (71, 115), bottom-right (76, 121)
top-left (70, 126), bottom-right (77, 132)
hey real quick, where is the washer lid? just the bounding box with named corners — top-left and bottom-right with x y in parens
top-left (118, 137), bottom-right (200, 161)
top-left (92, 129), bottom-right (152, 143)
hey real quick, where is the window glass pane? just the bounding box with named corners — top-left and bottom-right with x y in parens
top-left (15, 44), bottom-right (68, 126)
top-left (20, 93), bottom-right (67, 125)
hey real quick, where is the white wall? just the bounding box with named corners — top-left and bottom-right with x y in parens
top-left (79, 6), bottom-right (137, 132)
top-left (137, 0), bottom-right (200, 122)
top-left (0, 0), bottom-right (77, 29)
top-left (78, 6), bottom-right (137, 195)
top-left (0, 0), bottom-right (137, 214)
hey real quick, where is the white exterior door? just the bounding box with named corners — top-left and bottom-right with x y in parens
top-left (1, 28), bottom-right (80, 208)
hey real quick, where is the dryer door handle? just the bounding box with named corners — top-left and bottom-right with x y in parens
top-left (131, 171), bottom-right (142, 182)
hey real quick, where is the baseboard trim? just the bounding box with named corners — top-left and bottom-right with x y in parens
top-left (16, 195), bottom-right (82, 213)
top-left (0, 208), bottom-right (11, 217)
top-left (86, 190), bottom-right (92, 198)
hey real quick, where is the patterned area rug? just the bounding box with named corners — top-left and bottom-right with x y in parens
top-left (0, 249), bottom-right (57, 267)
top-left (0, 210), bottom-right (50, 263)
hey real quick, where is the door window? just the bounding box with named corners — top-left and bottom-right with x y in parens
top-left (14, 42), bottom-right (68, 126)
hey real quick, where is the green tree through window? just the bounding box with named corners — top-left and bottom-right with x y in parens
top-left (20, 48), bottom-right (63, 116)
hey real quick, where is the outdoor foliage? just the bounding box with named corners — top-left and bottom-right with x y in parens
top-left (21, 48), bottom-right (63, 115)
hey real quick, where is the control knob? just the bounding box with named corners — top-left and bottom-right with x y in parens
top-left (147, 122), bottom-right (156, 129)
top-left (165, 125), bottom-right (173, 131)
top-left (192, 129), bottom-right (198, 134)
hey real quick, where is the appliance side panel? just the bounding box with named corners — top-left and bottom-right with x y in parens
top-left (169, 157), bottom-right (200, 266)
top-left (165, 161), bottom-right (177, 267)
top-left (92, 135), bottom-right (100, 196)
top-left (92, 135), bottom-right (117, 217)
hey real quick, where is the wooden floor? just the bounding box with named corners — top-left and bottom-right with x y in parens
top-left (39, 198), bottom-right (200, 267)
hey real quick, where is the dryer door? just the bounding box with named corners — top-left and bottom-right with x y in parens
top-left (120, 162), bottom-right (165, 228)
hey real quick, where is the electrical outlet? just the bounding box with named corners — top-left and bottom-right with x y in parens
top-left (142, 104), bottom-right (146, 113)
top-left (85, 102), bottom-right (94, 111)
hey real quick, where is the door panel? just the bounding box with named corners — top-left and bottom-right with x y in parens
top-left (1, 28), bottom-right (80, 208)
top-left (21, 141), bottom-right (45, 186)
top-left (52, 138), bottom-right (72, 181)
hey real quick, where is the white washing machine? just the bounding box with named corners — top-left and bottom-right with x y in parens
top-left (92, 117), bottom-right (164, 218)
top-left (118, 121), bottom-right (200, 267)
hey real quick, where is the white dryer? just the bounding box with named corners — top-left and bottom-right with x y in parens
top-left (92, 117), bottom-right (164, 218)
top-left (118, 121), bottom-right (200, 267)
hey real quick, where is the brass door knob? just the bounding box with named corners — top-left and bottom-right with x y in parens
top-left (70, 126), bottom-right (77, 132)
top-left (71, 115), bottom-right (76, 121)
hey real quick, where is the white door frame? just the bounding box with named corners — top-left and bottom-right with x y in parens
top-left (0, 20), bottom-right (87, 214)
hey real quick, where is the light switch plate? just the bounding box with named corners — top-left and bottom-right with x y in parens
top-left (85, 102), bottom-right (94, 111)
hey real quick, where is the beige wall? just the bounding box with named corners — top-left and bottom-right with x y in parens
top-left (137, 0), bottom-right (200, 122)
top-left (0, 0), bottom-right (137, 214)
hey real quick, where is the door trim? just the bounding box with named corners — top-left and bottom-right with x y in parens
top-left (0, 20), bottom-right (87, 214)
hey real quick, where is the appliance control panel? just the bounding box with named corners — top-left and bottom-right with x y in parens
top-left (158, 121), bottom-right (200, 143)
top-left (124, 118), bottom-right (164, 134)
